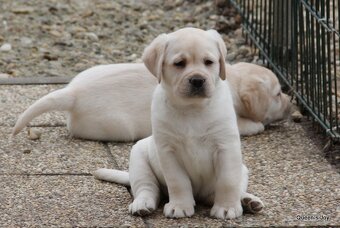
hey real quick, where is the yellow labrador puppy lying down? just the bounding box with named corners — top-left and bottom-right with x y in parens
top-left (94, 28), bottom-right (264, 219)
top-left (12, 47), bottom-right (291, 141)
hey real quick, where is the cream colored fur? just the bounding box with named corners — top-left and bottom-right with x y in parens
top-left (12, 47), bottom-right (291, 141)
top-left (227, 62), bottom-right (292, 135)
top-left (94, 28), bottom-right (264, 219)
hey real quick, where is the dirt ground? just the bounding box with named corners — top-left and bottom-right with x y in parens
top-left (0, 0), bottom-right (253, 79)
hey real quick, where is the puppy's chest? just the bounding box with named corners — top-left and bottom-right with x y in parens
top-left (179, 137), bottom-right (215, 167)
top-left (169, 124), bottom-right (217, 181)
top-left (164, 112), bottom-right (220, 155)
top-left (175, 135), bottom-right (217, 198)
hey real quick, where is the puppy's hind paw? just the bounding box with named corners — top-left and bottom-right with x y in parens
top-left (163, 202), bottom-right (195, 218)
top-left (210, 203), bottom-right (243, 220)
top-left (129, 197), bottom-right (156, 216)
top-left (241, 193), bottom-right (264, 213)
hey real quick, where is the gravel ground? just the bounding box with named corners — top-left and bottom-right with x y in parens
top-left (0, 0), bottom-right (252, 79)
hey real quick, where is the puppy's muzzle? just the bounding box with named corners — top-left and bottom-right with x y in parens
top-left (189, 76), bottom-right (206, 89)
top-left (188, 75), bottom-right (207, 97)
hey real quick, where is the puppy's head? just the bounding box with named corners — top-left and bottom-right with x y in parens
top-left (240, 68), bottom-right (292, 124)
top-left (264, 86), bottom-right (292, 125)
top-left (143, 28), bottom-right (227, 102)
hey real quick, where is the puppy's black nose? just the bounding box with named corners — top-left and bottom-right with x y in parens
top-left (189, 76), bottom-right (206, 88)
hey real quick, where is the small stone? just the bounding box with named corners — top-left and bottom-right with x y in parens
top-left (45, 69), bottom-right (61, 77)
top-left (121, 223), bottom-right (132, 228)
top-left (50, 30), bottom-right (62, 37)
top-left (291, 110), bottom-right (303, 123)
top-left (127, 53), bottom-right (137, 61)
top-left (54, 40), bottom-right (73, 47)
top-left (48, 6), bottom-right (58, 14)
top-left (28, 128), bottom-right (41, 140)
top-left (23, 149), bottom-right (31, 154)
top-left (234, 28), bottom-right (243, 37)
top-left (74, 62), bottom-right (87, 71)
top-left (235, 38), bottom-right (246, 45)
top-left (84, 32), bottom-right (99, 41)
top-left (0, 43), bottom-right (12, 52)
top-left (252, 57), bottom-right (266, 66)
top-left (38, 47), bottom-right (48, 53)
top-left (20, 37), bottom-right (33, 47)
top-left (71, 26), bottom-right (87, 34)
top-left (43, 53), bottom-right (58, 61)
top-left (82, 9), bottom-right (93, 18)
top-left (11, 7), bottom-right (34, 14)
top-left (226, 53), bottom-right (237, 61)
top-left (209, 15), bottom-right (218, 20)
top-left (235, 14), bottom-right (242, 24)
top-left (0, 35), bottom-right (4, 42)
top-left (216, 0), bottom-right (229, 8)
top-left (7, 69), bottom-right (20, 76)
top-left (237, 46), bottom-right (251, 57)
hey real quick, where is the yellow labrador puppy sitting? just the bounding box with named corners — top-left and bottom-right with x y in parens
top-left (94, 28), bottom-right (264, 219)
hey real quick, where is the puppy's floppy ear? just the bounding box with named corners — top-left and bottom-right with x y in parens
top-left (240, 81), bottom-right (270, 122)
top-left (142, 34), bottom-right (168, 83)
top-left (206, 29), bottom-right (227, 80)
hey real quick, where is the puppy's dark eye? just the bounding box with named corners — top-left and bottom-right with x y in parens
top-left (204, 59), bottom-right (214, 66)
top-left (277, 92), bottom-right (281, 97)
top-left (174, 60), bottom-right (186, 68)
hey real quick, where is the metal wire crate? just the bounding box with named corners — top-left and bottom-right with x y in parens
top-left (228, 0), bottom-right (340, 140)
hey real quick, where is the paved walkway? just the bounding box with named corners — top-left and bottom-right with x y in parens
top-left (1, 84), bottom-right (339, 227)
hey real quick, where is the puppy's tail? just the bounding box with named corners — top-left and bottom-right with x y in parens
top-left (12, 88), bottom-right (75, 136)
top-left (93, 168), bottom-right (130, 186)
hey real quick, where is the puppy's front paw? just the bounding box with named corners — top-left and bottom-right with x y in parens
top-left (129, 197), bottom-right (156, 216)
top-left (241, 194), bottom-right (264, 213)
top-left (245, 122), bottom-right (265, 135)
top-left (163, 202), bottom-right (195, 218)
top-left (255, 122), bottom-right (265, 134)
top-left (210, 202), bottom-right (243, 220)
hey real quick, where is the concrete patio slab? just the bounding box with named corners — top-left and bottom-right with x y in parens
top-left (1, 126), bottom-right (113, 174)
top-left (139, 123), bottom-right (339, 227)
top-left (0, 85), bottom-right (66, 127)
top-left (108, 142), bottom-right (134, 171)
top-left (238, 122), bottom-right (340, 226)
top-left (1, 84), bottom-right (339, 226)
top-left (0, 175), bottom-right (144, 227)
top-left (94, 122), bottom-right (340, 227)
